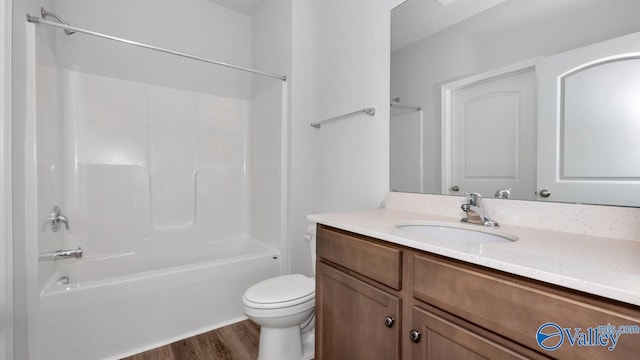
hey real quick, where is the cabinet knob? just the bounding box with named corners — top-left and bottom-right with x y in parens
top-left (409, 329), bottom-right (421, 343)
top-left (539, 189), bottom-right (551, 198)
top-left (451, 185), bottom-right (460, 192)
top-left (384, 316), bottom-right (395, 328)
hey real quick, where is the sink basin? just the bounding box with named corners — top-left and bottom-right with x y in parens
top-left (395, 222), bottom-right (517, 244)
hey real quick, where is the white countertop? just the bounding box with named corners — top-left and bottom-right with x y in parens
top-left (308, 208), bottom-right (640, 306)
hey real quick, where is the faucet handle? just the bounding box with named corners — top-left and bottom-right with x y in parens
top-left (57, 214), bottom-right (70, 230)
top-left (495, 188), bottom-right (511, 199)
top-left (43, 206), bottom-right (70, 232)
top-left (464, 192), bottom-right (482, 206)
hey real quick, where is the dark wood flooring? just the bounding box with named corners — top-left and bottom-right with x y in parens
top-left (121, 320), bottom-right (260, 360)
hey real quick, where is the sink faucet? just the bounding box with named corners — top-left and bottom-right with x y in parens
top-left (460, 193), bottom-right (499, 227)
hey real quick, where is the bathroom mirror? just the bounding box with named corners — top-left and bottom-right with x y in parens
top-left (390, 0), bottom-right (640, 207)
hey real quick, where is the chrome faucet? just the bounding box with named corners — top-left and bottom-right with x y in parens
top-left (44, 206), bottom-right (70, 232)
top-left (494, 188), bottom-right (511, 199)
top-left (460, 192), bottom-right (499, 227)
top-left (38, 247), bottom-right (83, 261)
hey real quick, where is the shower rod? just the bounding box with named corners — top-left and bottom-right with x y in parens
top-left (26, 12), bottom-right (287, 82)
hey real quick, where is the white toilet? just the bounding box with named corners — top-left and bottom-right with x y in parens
top-left (242, 226), bottom-right (316, 360)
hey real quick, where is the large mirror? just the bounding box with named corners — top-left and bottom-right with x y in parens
top-left (390, 0), bottom-right (640, 207)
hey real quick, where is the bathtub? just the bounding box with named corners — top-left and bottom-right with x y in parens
top-left (35, 236), bottom-right (281, 360)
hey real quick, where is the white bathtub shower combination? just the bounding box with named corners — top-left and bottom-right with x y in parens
top-left (25, 6), bottom-right (287, 359)
top-left (38, 236), bottom-right (280, 360)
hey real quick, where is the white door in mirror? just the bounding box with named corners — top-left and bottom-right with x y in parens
top-left (537, 31), bottom-right (640, 207)
top-left (448, 68), bottom-right (537, 200)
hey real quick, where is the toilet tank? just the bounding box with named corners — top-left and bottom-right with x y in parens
top-left (305, 224), bottom-right (317, 276)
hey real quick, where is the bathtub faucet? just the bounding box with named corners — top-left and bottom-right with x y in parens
top-left (39, 247), bottom-right (83, 262)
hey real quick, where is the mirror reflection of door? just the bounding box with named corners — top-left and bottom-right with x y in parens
top-left (537, 32), bottom-right (640, 206)
top-left (445, 67), bottom-right (536, 200)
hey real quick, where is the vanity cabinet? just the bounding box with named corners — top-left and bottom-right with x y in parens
top-left (315, 224), bottom-right (640, 360)
top-left (411, 304), bottom-right (543, 360)
top-left (315, 225), bottom-right (402, 360)
top-left (316, 262), bottom-right (401, 360)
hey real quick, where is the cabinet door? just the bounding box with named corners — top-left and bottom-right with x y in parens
top-left (411, 305), bottom-right (548, 360)
top-left (316, 261), bottom-right (401, 360)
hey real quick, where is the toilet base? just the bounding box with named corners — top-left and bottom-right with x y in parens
top-left (301, 328), bottom-right (315, 360)
top-left (258, 326), bottom-right (302, 360)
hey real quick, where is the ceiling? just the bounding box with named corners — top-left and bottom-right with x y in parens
top-left (206, 0), bottom-right (265, 15)
top-left (392, 0), bottom-right (506, 52)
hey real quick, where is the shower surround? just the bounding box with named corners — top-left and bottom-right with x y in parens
top-left (26, 6), bottom-right (286, 357)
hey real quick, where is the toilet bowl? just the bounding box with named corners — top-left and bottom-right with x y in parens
top-left (242, 226), bottom-right (316, 360)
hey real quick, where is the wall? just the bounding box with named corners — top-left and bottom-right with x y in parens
top-left (54, 0), bottom-right (253, 99)
top-left (287, 0), bottom-right (404, 275)
top-left (250, 0), bottom-right (291, 260)
top-left (391, 0), bottom-right (640, 194)
top-left (288, 0), bottom-right (316, 275)
top-left (311, 0), bottom-right (398, 212)
top-left (0, 0), bottom-right (11, 357)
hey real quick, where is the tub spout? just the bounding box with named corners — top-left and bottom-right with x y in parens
top-left (39, 247), bottom-right (83, 261)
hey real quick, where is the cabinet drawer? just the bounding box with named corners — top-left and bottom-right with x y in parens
top-left (413, 254), bottom-right (640, 360)
top-left (317, 225), bottom-right (402, 290)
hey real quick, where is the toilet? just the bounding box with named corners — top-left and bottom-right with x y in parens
top-left (242, 226), bottom-right (316, 360)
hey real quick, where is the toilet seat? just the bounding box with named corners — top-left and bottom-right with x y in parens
top-left (243, 274), bottom-right (315, 310)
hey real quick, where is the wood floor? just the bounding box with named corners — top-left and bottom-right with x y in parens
top-left (121, 320), bottom-right (260, 360)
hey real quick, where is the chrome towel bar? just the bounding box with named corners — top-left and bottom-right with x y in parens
top-left (310, 107), bottom-right (376, 129)
top-left (390, 103), bottom-right (421, 111)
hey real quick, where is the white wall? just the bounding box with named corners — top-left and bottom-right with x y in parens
top-left (250, 0), bottom-right (291, 260)
top-left (288, 0), bottom-right (317, 275)
top-left (310, 0), bottom-right (399, 213)
top-left (0, 0), bottom-right (11, 357)
top-left (287, 0), bottom-right (403, 275)
top-left (391, 0), bottom-right (640, 194)
top-left (54, 0), bottom-right (253, 99)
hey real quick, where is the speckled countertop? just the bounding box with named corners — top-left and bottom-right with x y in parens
top-left (308, 208), bottom-right (640, 306)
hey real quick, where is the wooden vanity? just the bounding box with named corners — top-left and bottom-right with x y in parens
top-left (315, 224), bottom-right (640, 360)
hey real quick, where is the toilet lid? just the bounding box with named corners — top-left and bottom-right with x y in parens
top-left (244, 274), bottom-right (315, 305)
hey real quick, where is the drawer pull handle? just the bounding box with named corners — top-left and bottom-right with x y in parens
top-left (409, 329), bottom-right (421, 343)
top-left (384, 316), bottom-right (395, 328)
